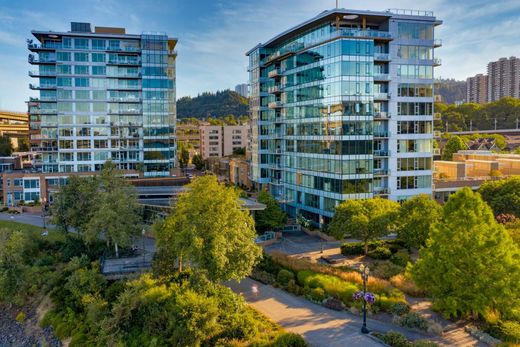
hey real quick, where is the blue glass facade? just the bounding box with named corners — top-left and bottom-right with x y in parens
top-left (247, 9), bottom-right (441, 225)
top-left (28, 23), bottom-right (177, 176)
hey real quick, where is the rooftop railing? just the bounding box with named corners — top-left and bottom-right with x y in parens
top-left (387, 8), bottom-right (434, 17)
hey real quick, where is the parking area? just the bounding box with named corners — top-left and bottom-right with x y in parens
top-left (264, 230), bottom-right (341, 256)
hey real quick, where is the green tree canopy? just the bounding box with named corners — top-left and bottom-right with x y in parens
top-left (17, 138), bottom-right (30, 152)
top-left (479, 177), bottom-right (520, 217)
top-left (412, 187), bottom-right (520, 319)
top-left (328, 198), bottom-right (400, 254)
top-left (0, 136), bottom-right (13, 156)
top-left (255, 190), bottom-right (287, 231)
top-left (178, 145), bottom-right (189, 171)
top-left (192, 154), bottom-right (205, 170)
top-left (84, 161), bottom-right (143, 257)
top-left (441, 135), bottom-right (467, 160)
top-left (156, 175), bottom-right (262, 281)
top-left (397, 195), bottom-right (442, 249)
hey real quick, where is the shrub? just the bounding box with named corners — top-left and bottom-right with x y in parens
top-left (286, 279), bottom-right (303, 296)
top-left (497, 320), bottom-right (520, 343)
top-left (323, 297), bottom-right (345, 311)
top-left (340, 242), bottom-right (365, 256)
top-left (308, 287), bottom-right (325, 302)
top-left (390, 250), bottom-right (412, 267)
top-left (251, 269), bottom-right (276, 285)
top-left (277, 269), bottom-right (295, 286)
top-left (377, 296), bottom-right (404, 312)
top-left (411, 341), bottom-right (439, 347)
top-left (39, 310), bottom-right (55, 328)
top-left (372, 261), bottom-right (404, 280)
top-left (69, 332), bottom-right (88, 347)
top-left (15, 312), bottom-right (26, 323)
top-left (54, 321), bottom-right (74, 340)
top-left (393, 312), bottom-right (429, 331)
top-left (271, 332), bottom-right (309, 347)
top-left (390, 302), bottom-right (411, 316)
top-left (376, 331), bottom-right (410, 347)
top-left (368, 246), bottom-right (392, 260)
top-left (390, 274), bottom-right (426, 297)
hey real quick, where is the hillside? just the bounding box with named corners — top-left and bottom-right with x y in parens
top-left (177, 90), bottom-right (249, 119)
top-left (436, 78), bottom-right (466, 104)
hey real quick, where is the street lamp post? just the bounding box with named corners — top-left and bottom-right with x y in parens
top-left (142, 228), bottom-right (146, 268)
top-left (360, 264), bottom-right (370, 334)
top-left (42, 198), bottom-right (47, 231)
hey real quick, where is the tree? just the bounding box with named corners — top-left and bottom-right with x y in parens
top-left (51, 176), bottom-right (99, 233)
top-left (85, 161), bottom-right (142, 257)
top-left (178, 145), bottom-right (190, 172)
top-left (156, 175), bottom-right (262, 281)
top-left (441, 135), bottom-right (466, 160)
top-left (255, 190), bottom-right (287, 231)
top-left (192, 154), bottom-right (205, 171)
top-left (17, 138), bottom-right (30, 152)
top-left (328, 198), bottom-right (400, 254)
top-left (412, 187), bottom-right (520, 318)
top-left (0, 136), bottom-right (13, 156)
top-left (479, 177), bottom-right (520, 217)
top-left (397, 195), bottom-right (441, 249)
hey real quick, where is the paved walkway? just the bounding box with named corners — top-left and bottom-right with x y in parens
top-left (228, 278), bottom-right (432, 347)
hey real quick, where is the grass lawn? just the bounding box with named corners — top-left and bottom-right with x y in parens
top-left (0, 220), bottom-right (65, 243)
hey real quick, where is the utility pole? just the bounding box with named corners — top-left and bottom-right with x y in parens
top-left (516, 118), bottom-right (519, 129)
top-left (470, 119), bottom-right (473, 132)
top-left (494, 118), bottom-right (497, 130)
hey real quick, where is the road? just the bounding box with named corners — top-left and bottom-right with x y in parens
top-left (0, 212), bottom-right (51, 228)
top-left (227, 278), bottom-right (436, 347)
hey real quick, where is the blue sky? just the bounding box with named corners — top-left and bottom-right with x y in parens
top-left (1, 0), bottom-right (519, 111)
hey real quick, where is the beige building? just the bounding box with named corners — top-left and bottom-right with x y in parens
top-left (487, 57), bottom-right (520, 102)
top-left (466, 74), bottom-right (488, 104)
top-left (229, 157), bottom-right (252, 189)
top-left (199, 124), bottom-right (249, 159)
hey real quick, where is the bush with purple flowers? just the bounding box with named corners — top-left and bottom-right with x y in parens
top-left (353, 290), bottom-right (376, 303)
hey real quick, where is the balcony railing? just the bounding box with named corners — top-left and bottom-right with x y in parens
top-left (433, 58), bottom-right (442, 66)
top-left (374, 112), bottom-right (390, 119)
top-left (374, 92), bottom-right (389, 100)
top-left (109, 97), bottom-right (142, 102)
top-left (434, 39), bottom-right (442, 47)
top-left (29, 83), bottom-right (57, 90)
top-left (108, 109), bottom-right (142, 115)
top-left (106, 46), bottom-right (141, 53)
top-left (27, 40), bottom-right (62, 50)
top-left (374, 53), bottom-right (391, 61)
top-left (373, 187), bottom-right (390, 195)
top-left (373, 169), bottom-right (389, 176)
top-left (268, 85), bottom-right (282, 94)
top-left (28, 54), bottom-right (56, 64)
top-left (374, 132), bottom-right (389, 138)
top-left (29, 70), bottom-right (56, 77)
top-left (374, 73), bottom-right (390, 81)
top-left (268, 69), bottom-right (281, 78)
top-left (268, 101), bottom-right (283, 109)
top-left (387, 8), bottom-right (434, 17)
top-left (107, 73), bottom-right (142, 78)
top-left (374, 150), bottom-right (390, 157)
top-left (29, 108), bottom-right (57, 115)
top-left (107, 59), bottom-right (141, 65)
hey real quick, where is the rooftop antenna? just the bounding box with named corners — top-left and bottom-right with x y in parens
top-left (336, 0), bottom-right (339, 8)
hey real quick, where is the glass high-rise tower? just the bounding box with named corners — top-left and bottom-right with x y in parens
top-left (28, 22), bottom-right (177, 176)
top-left (247, 9), bottom-right (441, 225)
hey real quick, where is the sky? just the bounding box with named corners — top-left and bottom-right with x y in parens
top-left (0, 0), bottom-right (519, 111)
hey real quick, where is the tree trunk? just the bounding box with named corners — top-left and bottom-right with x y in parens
top-left (178, 252), bottom-right (183, 272)
top-left (115, 242), bottom-right (119, 258)
top-left (364, 241), bottom-right (368, 255)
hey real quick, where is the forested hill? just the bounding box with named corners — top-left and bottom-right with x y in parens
top-left (177, 90), bottom-right (249, 119)
top-left (436, 78), bottom-right (466, 104)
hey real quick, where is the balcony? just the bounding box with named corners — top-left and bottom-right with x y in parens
top-left (374, 112), bottom-right (390, 119)
top-left (108, 109), bottom-right (142, 115)
top-left (27, 40), bottom-right (61, 51)
top-left (268, 69), bottom-right (281, 78)
top-left (29, 70), bottom-right (56, 77)
top-left (268, 101), bottom-right (283, 109)
top-left (374, 132), bottom-right (389, 138)
top-left (28, 54), bottom-right (56, 64)
top-left (433, 58), bottom-right (442, 67)
top-left (434, 39), bottom-right (442, 48)
top-left (374, 92), bottom-right (389, 100)
top-left (374, 53), bottom-right (391, 61)
top-left (338, 29), bottom-right (393, 41)
top-left (109, 97), bottom-right (142, 103)
top-left (106, 73), bottom-right (142, 79)
top-left (106, 46), bottom-right (141, 53)
top-left (107, 58), bottom-right (141, 66)
top-left (268, 85), bottom-right (282, 94)
top-left (373, 169), bottom-right (389, 176)
top-left (374, 73), bottom-right (390, 81)
top-left (373, 187), bottom-right (390, 195)
top-left (374, 150), bottom-right (390, 157)
top-left (29, 108), bottom-right (57, 115)
top-left (262, 42), bottom-right (305, 66)
top-left (29, 83), bottom-right (56, 90)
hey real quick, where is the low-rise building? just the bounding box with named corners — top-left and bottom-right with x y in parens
top-left (229, 157), bottom-right (252, 189)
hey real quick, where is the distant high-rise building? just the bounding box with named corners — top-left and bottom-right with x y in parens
top-left (466, 74), bottom-right (488, 104)
top-left (247, 8), bottom-right (441, 225)
top-left (487, 57), bottom-right (520, 102)
top-left (234, 83), bottom-right (248, 98)
top-left (28, 22), bottom-right (177, 176)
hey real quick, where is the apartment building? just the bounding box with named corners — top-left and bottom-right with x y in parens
top-left (0, 110), bottom-right (29, 149)
top-left (234, 83), bottom-right (249, 98)
top-left (487, 57), bottom-right (520, 102)
top-left (466, 74), bottom-right (488, 104)
top-left (199, 124), bottom-right (249, 159)
top-left (247, 8), bottom-right (441, 225)
top-left (28, 22), bottom-right (177, 177)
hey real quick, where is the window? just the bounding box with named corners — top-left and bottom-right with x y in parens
top-left (57, 52), bottom-right (71, 61)
top-left (62, 38), bottom-right (72, 49)
top-left (57, 77), bottom-right (72, 87)
top-left (92, 39), bottom-right (105, 50)
top-left (75, 78), bottom-right (89, 87)
top-left (23, 179), bottom-right (40, 189)
top-left (75, 90), bottom-right (89, 99)
top-left (13, 179), bottom-right (22, 187)
top-left (74, 65), bottom-right (89, 74)
top-left (92, 53), bottom-right (105, 62)
top-left (58, 90), bottom-right (72, 99)
top-left (74, 38), bottom-right (89, 49)
top-left (24, 192), bottom-right (40, 201)
top-left (92, 66), bottom-right (106, 75)
top-left (74, 52), bottom-right (88, 62)
top-left (57, 65), bottom-right (72, 74)
top-left (77, 140), bottom-right (90, 149)
top-left (93, 103), bottom-right (106, 112)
